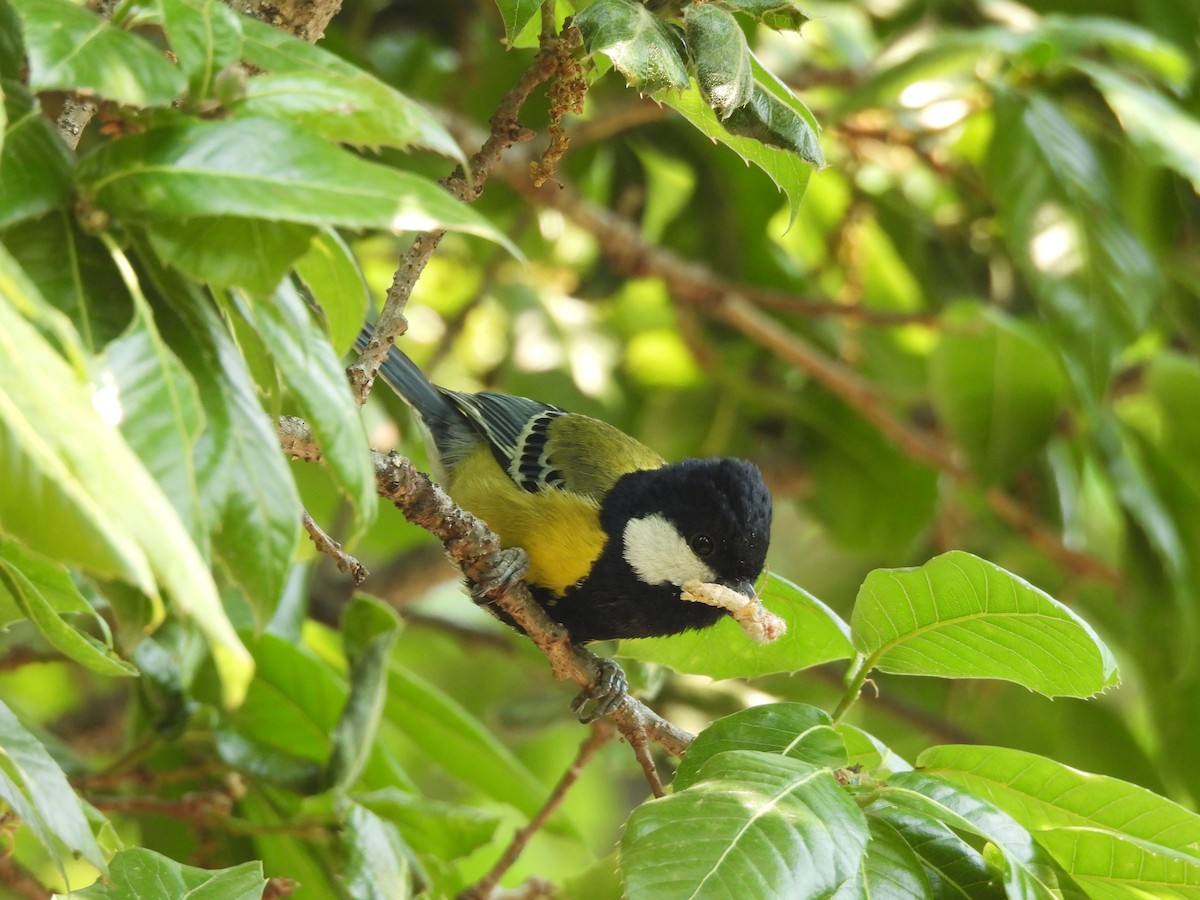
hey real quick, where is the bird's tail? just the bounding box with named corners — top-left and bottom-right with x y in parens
top-left (354, 326), bottom-right (462, 458)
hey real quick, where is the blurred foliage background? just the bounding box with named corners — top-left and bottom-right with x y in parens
top-left (3, 0), bottom-right (1200, 894)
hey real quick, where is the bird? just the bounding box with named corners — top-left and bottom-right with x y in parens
top-left (359, 328), bottom-right (773, 711)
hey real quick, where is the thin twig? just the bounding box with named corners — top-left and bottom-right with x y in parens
top-left (624, 724), bottom-right (665, 798)
top-left (459, 722), bottom-right (614, 900)
top-left (302, 510), bottom-right (368, 584)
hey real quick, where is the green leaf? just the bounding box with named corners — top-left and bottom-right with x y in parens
top-left (76, 119), bottom-right (514, 253)
top-left (576, 0), bottom-right (690, 94)
top-left (0, 0), bottom-right (24, 79)
top-left (865, 803), bottom-right (1002, 898)
top-left (16, 0), bottom-right (186, 106)
top-left (326, 597), bottom-right (401, 792)
top-left (295, 228), bottom-right (370, 356)
top-left (684, 3), bottom-right (753, 120)
top-left (234, 282), bottom-right (376, 535)
top-left (64, 848), bottom-right (266, 899)
top-left (873, 771), bottom-right (1072, 899)
top-left (0, 556), bottom-right (137, 676)
top-left (1034, 828), bottom-right (1200, 898)
top-left (1081, 62), bottom-right (1200, 195)
top-left (0, 698), bottom-right (107, 874)
top-left (835, 724), bottom-right (912, 777)
top-left (100, 298), bottom-right (207, 546)
top-left (919, 744), bottom-right (1200, 855)
top-left (342, 803), bottom-right (413, 900)
top-left (0, 246), bottom-right (251, 704)
top-left (673, 703), bottom-right (846, 791)
top-left (833, 817), bottom-right (937, 900)
top-left (851, 551), bottom-right (1119, 696)
top-left (721, 0), bottom-right (808, 30)
top-left (159, 0), bottom-right (244, 101)
top-left (622, 751), bottom-right (869, 898)
top-left (0, 84), bottom-right (73, 229)
top-left (619, 572), bottom-right (852, 678)
top-left (147, 217), bottom-right (315, 295)
top-left (238, 17), bottom-right (464, 161)
top-left (930, 304), bottom-right (1068, 483)
top-left (143, 254), bottom-right (302, 623)
top-left (385, 661), bottom-right (547, 819)
top-left (492, 0), bottom-right (542, 44)
top-left (0, 212), bottom-right (131, 350)
top-left (355, 788), bottom-right (500, 860)
top-left (0, 537), bottom-right (93, 624)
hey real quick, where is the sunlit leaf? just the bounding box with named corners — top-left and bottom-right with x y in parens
top-left (684, 3), bottom-right (753, 119)
top-left (576, 0), bottom-right (690, 94)
top-left (342, 803), bottom-right (413, 900)
top-left (64, 848), bottom-right (265, 899)
top-left (160, 0), bottom-right (244, 100)
top-left (295, 228), bottom-right (370, 356)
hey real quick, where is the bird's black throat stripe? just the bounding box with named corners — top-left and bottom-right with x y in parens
top-left (513, 410), bottom-right (566, 492)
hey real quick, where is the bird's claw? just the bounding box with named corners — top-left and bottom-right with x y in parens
top-left (569, 658), bottom-right (628, 724)
top-left (469, 547), bottom-right (529, 605)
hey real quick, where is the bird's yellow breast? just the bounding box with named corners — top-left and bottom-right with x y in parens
top-left (446, 447), bottom-right (606, 596)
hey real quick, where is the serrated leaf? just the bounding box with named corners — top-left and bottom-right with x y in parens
top-left (0, 698), bottom-right (107, 874)
top-left (0, 556), bottom-right (137, 676)
top-left (0, 246), bottom-right (251, 703)
top-left (295, 228), bottom-right (370, 356)
top-left (238, 17), bottom-right (463, 162)
top-left (0, 83), bottom-right (73, 229)
top-left (234, 281), bottom-right (376, 536)
top-left (326, 597), bottom-right (401, 792)
top-left (722, 0), bottom-right (808, 30)
top-left (851, 551), bottom-right (1119, 696)
top-left (618, 572), bottom-right (852, 678)
top-left (576, 0), bottom-right (690, 94)
top-left (62, 848), bottom-right (265, 899)
top-left (930, 304), bottom-right (1068, 483)
top-left (16, 0), bottom-right (186, 106)
top-left (342, 803), bottom-right (412, 900)
top-left (622, 751), bottom-right (869, 899)
top-left (674, 703), bottom-right (846, 791)
top-left (76, 119), bottom-right (514, 254)
top-left (685, 3), bottom-right (753, 119)
top-left (160, 0), bottom-right (244, 100)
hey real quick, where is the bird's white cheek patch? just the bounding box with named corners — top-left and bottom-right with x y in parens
top-left (622, 514), bottom-right (717, 587)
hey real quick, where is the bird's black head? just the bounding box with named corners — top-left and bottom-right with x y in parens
top-left (602, 457), bottom-right (773, 596)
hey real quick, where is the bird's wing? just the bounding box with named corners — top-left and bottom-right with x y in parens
top-left (446, 390), bottom-right (663, 500)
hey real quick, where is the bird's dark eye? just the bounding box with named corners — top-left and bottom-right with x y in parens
top-left (689, 533), bottom-right (714, 557)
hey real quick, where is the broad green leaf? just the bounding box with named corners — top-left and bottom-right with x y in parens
top-left (864, 806), bottom-right (1003, 898)
top-left (234, 282), bottom-right (376, 535)
top-left (385, 661), bottom-right (547, 818)
top-left (0, 212), bottom-right (131, 350)
top-left (930, 304), bottom-right (1068, 483)
top-left (674, 703), bottom-right (846, 791)
top-left (325, 597), bottom-right (401, 791)
top-left (0, 556), bottom-right (136, 676)
top-left (355, 788), bottom-right (500, 860)
top-left (63, 848), bottom-right (265, 899)
top-left (0, 247), bottom-right (251, 703)
top-left (874, 771), bottom-right (1071, 899)
top-left (0, 84), bottom-right (72, 229)
top-left (159, 0), bottom-right (244, 101)
top-left (657, 78), bottom-right (817, 223)
top-left (0, 537), bottom-right (93, 624)
top-left (16, 0), bottom-right (186, 106)
top-left (618, 572), bottom-right (852, 678)
top-left (576, 0), bottom-right (690, 93)
top-left (295, 228), bottom-right (370, 356)
top-left (143, 253), bottom-right (301, 622)
top-left (342, 804), bottom-right (412, 900)
top-left (833, 817), bottom-right (937, 900)
top-left (76, 119), bottom-right (513, 253)
top-left (101, 297), bottom-right (207, 546)
top-left (0, 698), bottom-right (107, 874)
top-left (493, 0), bottom-right (542, 44)
top-left (920, 745), bottom-right (1200, 854)
top-left (1082, 63), bottom-right (1200, 194)
top-left (685, 3), bottom-right (753, 119)
top-left (147, 217), bottom-right (315, 295)
top-left (238, 17), bottom-right (463, 161)
top-left (0, 0), bottom-right (23, 78)
top-left (622, 751), bottom-right (869, 898)
top-left (851, 551), bottom-right (1119, 696)
top-left (835, 724), bottom-right (912, 777)
top-left (1035, 828), bottom-right (1200, 899)
top-left (722, 0), bottom-right (808, 30)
